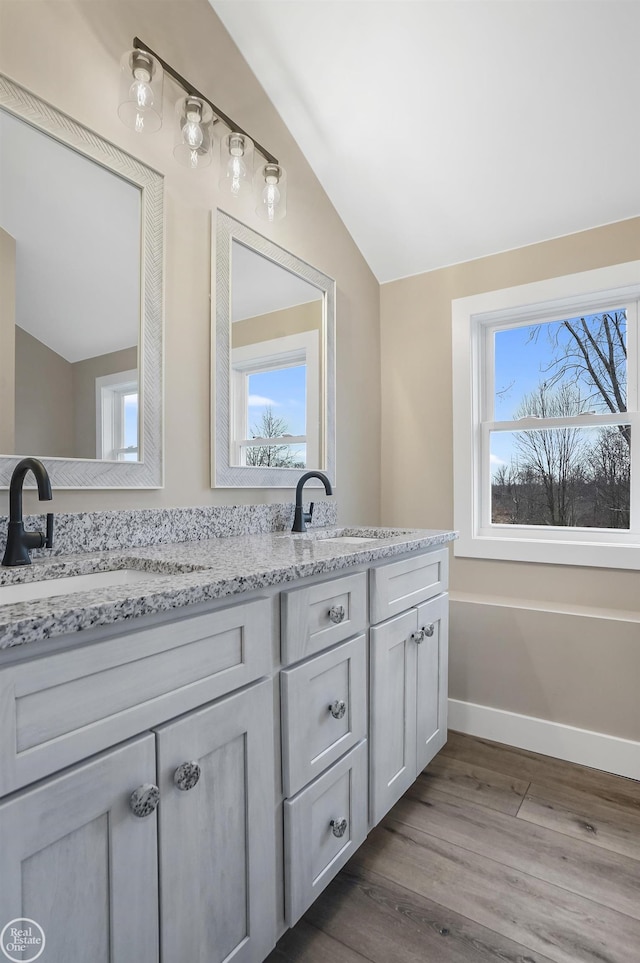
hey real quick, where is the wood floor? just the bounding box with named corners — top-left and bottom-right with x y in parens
top-left (268, 731), bottom-right (640, 963)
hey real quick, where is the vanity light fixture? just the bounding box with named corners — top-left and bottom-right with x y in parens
top-left (174, 96), bottom-right (213, 168)
top-left (220, 132), bottom-right (254, 197)
top-left (255, 162), bottom-right (287, 222)
top-left (118, 49), bottom-right (164, 133)
top-left (118, 37), bottom-right (288, 219)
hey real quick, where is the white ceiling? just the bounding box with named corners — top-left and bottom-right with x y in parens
top-left (0, 110), bottom-right (140, 363)
top-left (232, 240), bottom-right (322, 321)
top-left (212, 1), bottom-right (640, 283)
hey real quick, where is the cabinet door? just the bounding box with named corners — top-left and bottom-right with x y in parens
top-left (0, 735), bottom-right (158, 963)
top-left (156, 679), bottom-right (276, 963)
top-left (369, 609), bottom-right (418, 826)
top-left (415, 593), bottom-right (449, 772)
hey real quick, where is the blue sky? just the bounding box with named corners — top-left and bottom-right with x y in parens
top-left (491, 312), bottom-right (627, 472)
top-left (248, 365), bottom-right (306, 436)
top-left (124, 393), bottom-right (138, 449)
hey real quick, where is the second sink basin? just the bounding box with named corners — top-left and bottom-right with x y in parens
top-left (316, 536), bottom-right (377, 545)
top-left (0, 568), bottom-right (168, 607)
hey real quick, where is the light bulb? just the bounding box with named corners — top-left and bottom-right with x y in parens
top-left (130, 76), bottom-right (153, 110)
top-left (227, 154), bottom-right (247, 195)
top-left (260, 168), bottom-right (281, 222)
top-left (262, 182), bottom-right (281, 222)
top-left (182, 119), bottom-right (204, 150)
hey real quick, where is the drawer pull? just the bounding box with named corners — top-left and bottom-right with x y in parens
top-left (328, 604), bottom-right (346, 624)
top-left (410, 629), bottom-right (425, 645)
top-left (174, 761), bottom-right (201, 792)
top-left (330, 817), bottom-right (348, 838)
top-left (129, 783), bottom-right (160, 817)
top-left (329, 699), bottom-right (347, 719)
top-left (422, 623), bottom-right (435, 638)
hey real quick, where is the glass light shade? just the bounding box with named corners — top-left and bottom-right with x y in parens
top-left (219, 132), bottom-right (254, 197)
top-left (118, 50), bottom-right (163, 133)
top-left (254, 163), bottom-right (287, 222)
top-left (173, 96), bottom-right (214, 169)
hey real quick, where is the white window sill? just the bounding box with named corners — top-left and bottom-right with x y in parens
top-left (454, 532), bottom-right (640, 570)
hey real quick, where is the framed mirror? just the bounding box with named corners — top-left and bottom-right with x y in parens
top-left (0, 73), bottom-right (163, 488)
top-left (213, 211), bottom-right (335, 488)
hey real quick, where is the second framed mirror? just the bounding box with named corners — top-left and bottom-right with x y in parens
top-left (213, 212), bottom-right (335, 488)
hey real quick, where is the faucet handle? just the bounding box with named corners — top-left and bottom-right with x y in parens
top-left (308, 502), bottom-right (315, 520)
top-left (45, 513), bottom-right (54, 550)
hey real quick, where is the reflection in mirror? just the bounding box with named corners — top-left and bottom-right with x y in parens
top-left (0, 72), bottom-right (163, 489)
top-left (214, 211), bottom-right (335, 488)
top-left (0, 109), bottom-right (141, 462)
top-left (230, 240), bottom-right (323, 470)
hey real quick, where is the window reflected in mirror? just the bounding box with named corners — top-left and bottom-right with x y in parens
top-left (230, 240), bottom-right (323, 469)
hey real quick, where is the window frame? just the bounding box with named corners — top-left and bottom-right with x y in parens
top-left (230, 331), bottom-right (319, 469)
top-left (95, 369), bottom-right (139, 462)
top-left (452, 261), bottom-right (640, 569)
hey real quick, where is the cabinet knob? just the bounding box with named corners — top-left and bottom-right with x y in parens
top-left (129, 783), bottom-right (160, 817)
top-left (410, 629), bottom-right (425, 645)
top-left (423, 623), bottom-right (435, 638)
top-left (330, 817), bottom-right (348, 838)
top-left (329, 699), bottom-right (347, 719)
top-left (328, 604), bottom-right (346, 624)
top-left (174, 761), bottom-right (201, 792)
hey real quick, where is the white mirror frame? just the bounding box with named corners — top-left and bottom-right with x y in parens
top-left (0, 73), bottom-right (164, 489)
top-left (213, 211), bottom-right (335, 488)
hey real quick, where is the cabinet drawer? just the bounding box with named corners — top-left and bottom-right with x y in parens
top-left (281, 634), bottom-right (367, 797)
top-left (0, 597), bottom-right (272, 796)
top-left (284, 740), bottom-right (368, 925)
top-left (369, 548), bottom-right (448, 624)
top-left (281, 571), bottom-right (367, 664)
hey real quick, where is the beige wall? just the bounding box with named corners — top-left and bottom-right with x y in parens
top-left (0, 228), bottom-right (15, 453)
top-left (12, 333), bottom-right (137, 461)
top-left (72, 346), bottom-right (138, 459)
top-left (0, 0), bottom-right (380, 523)
top-left (381, 217), bottom-right (640, 741)
top-left (232, 301), bottom-right (322, 350)
top-left (14, 327), bottom-right (75, 458)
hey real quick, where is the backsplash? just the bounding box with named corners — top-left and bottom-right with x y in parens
top-left (0, 501), bottom-right (338, 557)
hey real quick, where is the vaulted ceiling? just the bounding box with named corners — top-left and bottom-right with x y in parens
top-left (212, 1), bottom-right (640, 283)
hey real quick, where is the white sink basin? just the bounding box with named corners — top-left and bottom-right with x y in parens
top-left (0, 568), bottom-right (166, 606)
top-left (316, 536), bottom-right (377, 545)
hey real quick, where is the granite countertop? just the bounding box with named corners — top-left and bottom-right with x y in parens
top-left (0, 526), bottom-right (456, 651)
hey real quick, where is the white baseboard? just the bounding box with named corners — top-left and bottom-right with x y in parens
top-left (448, 699), bottom-right (640, 781)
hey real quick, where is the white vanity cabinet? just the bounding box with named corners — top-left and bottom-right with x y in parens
top-left (0, 538), bottom-right (452, 961)
top-left (369, 549), bottom-right (449, 826)
top-left (0, 598), bottom-right (276, 963)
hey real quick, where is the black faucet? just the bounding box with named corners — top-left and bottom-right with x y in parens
top-left (292, 471), bottom-right (333, 533)
top-left (2, 458), bottom-right (54, 566)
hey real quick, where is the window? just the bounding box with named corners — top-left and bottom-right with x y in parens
top-left (96, 369), bottom-right (139, 461)
top-left (230, 332), bottom-right (319, 469)
top-left (452, 261), bottom-right (640, 569)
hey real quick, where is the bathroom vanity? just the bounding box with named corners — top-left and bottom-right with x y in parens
top-left (0, 524), bottom-right (454, 962)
